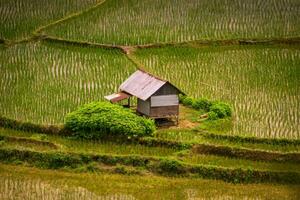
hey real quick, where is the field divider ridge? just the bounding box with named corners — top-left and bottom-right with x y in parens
top-left (0, 135), bottom-right (60, 149)
top-left (41, 35), bottom-right (300, 50)
top-left (43, 35), bottom-right (125, 51)
top-left (33, 0), bottom-right (107, 36)
top-left (192, 143), bottom-right (300, 163)
top-left (124, 37), bottom-right (300, 50)
top-left (196, 129), bottom-right (300, 146)
top-left (42, 36), bottom-right (148, 71)
top-left (1, 0), bottom-right (107, 46)
top-left (0, 147), bottom-right (299, 184)
top-left (1, 116), bottom-right (300, 163)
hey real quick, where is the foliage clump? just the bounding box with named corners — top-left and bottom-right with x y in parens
top-left (182, 96), bottom-right (194, 106)
top-left (158, 159), bottom-right (185, 174)
top-left (192, 98), bottom-right (212, 112)
top-left (210, 102), bottom-right (232, 118)
top-left (207, 111), bottom-right (219, 120)
top-left (179, 95), bottom-right (232, 120)
top-left (65, 101), bottom-right (156, 139)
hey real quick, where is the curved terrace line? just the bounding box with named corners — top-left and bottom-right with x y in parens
top-left (1, 0), bottom-right (299, 47)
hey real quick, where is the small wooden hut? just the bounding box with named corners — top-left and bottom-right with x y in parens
top-left (105, 70), bottom-right (184, 122)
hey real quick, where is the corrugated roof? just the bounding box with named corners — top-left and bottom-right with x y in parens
top-left (104, 92), bottom-right (131, 103)
top-left (119, 70), bottom-right (167, 101)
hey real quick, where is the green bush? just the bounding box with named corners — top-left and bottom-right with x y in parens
top-left (182, 97), bottom-right (194, 106)
top-left (45, 153), bottom-right (82, 169)
top-left (210, 102), bottom-right (232, 118)
top-left (178, 94), bottom-right (187, 103)
top-left (217, 102), bottom-right (232, 117)
top-left (210, 104), bottom-right (227, 118)
top-left (207, 111), bottom-right (218, 120)
top-left (179, 95), bottom-right (232, 121)
top-left (192, 98), bottom-right (212, 111)
top-left (158, 159), bottom-right (185, 174)
top-left (65, 101), bottom-right (156, 139)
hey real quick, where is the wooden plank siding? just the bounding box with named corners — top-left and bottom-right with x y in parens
top-left (137, 98), bottom-right (150, 115)
top-left (136, 80), bottom-right (181, 118)
top-left (150, 105), bottom-right (179, 118)
top-left (151, 95), bottom-right (178, 107)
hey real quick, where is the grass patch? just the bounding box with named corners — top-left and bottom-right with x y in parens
top-left (155, 129), bottom-right (300, 153)
top-left (1, 164), bottom-right (300, 199)
top-left (1, 147), bottom-right (300, 184)
top-left (198, 118), bottom-right (233, 134)
top-left (0, 128), bottom-right (177, 157)
top-left (181, 153), bottom-right (300, 173)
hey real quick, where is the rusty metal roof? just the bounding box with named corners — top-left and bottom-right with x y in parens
top-left (119, 70), bottom-right (167, 101)
top-left (104, 92), bottom-right (131, 103)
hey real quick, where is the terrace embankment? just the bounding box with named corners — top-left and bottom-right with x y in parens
top-left (1, 119), bottom-right (300, 184)
top-left (0, 146), bottom-right (299, 184)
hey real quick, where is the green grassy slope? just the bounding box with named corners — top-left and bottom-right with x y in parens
top-left (1, 127), bottom-right (299, 174)
top-left (155, 129), bottom-right (300, 152)
top-left (1, 164), bottom-right (299, 200)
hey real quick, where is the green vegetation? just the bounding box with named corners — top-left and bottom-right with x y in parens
top-left (65, 101), bottom-right (155, 139)
top-left (182, 153), bottom-right (300, 173)
top-left (192, 98), bottom-right (212, 112)
top-left (209, 102), bottom-right (232, 119)
top-left (133, 45), bottom-right (300, 139)
top-left (44, 0), bottom-right (300, 45)
top-left (1, 164), bottom-right (299, 200)
top-left (1, 147), bottom-right (300, 184)
top-left (0, 41), bottom-right (136, 124)
top-left (198, 118), bottom-right (234, 133)
top-left (155, 129), bottom-right (300, 153)
top-left (1, 127), bottom-right (300, 184)
top-left (0, 0), bottom-right (299, 198)
top-left (0, 0), bottom-right (102, 41)
top-left (0, 128), bottom-right (175, 157)
top-left (180, 95), bottom-right (232, 120)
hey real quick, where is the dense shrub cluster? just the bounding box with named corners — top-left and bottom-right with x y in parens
top-left (192, 98), bottom-right (212, 111)
top-left (179, 95), bottom-right (232, 120)
top-left (65, 101), bottom-right (156, 139)
top-left (210, 102), bottom-right (232, 118)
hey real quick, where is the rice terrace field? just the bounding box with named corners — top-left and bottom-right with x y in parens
top-left (0, 0), bottom-right (300, 199)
